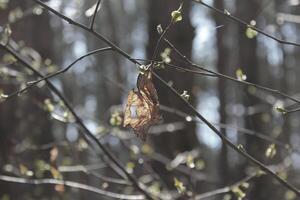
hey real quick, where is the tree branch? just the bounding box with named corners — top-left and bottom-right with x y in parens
top-left (90, 0), bottom-right (102, 30)
top-left (192, 0), bottom-right (300, 47)
top-left (17, 0), bottom-right (299, 195)
top-left (0, 44), bottom-right (154, 200)
top-left (5, 47), bottom-right (112, 100)
top-left (0, 175), bottom-right (144, 200)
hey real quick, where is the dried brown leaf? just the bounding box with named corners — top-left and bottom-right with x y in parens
top-left (124, 71), bottom-right (160, 141)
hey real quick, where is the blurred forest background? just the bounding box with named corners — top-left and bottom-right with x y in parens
top-left (0, 0), bottom-right (300, 199)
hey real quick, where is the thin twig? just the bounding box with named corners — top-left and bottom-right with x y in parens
top-left (152, 22), bottom-right (173, 61)
top-left (195, 162), bottom-right (288, 199)
top-left (103, 75), bottom-right (296, 154)
top-left (164, 38), bottom-right (300, 105)
top-left (192, 0), bottom-right (300, 47)
top-left (5, 47), bottom-right (112, 100)
top-left (159, 105), bottom-right (298, 154)
top-left (153, 72), bottom-right (300, 195)
top-left (17, 0), bottom-right (300, 195)
top-left (0, 44), bottom-right (154, 200)
top-left (194, 173), bottom-right (256, 200)
top-left (32, 0), bottom-right (139, 65)
top-left (90, 0), bottom-right (102, 30)
top-left (0, 175), bottom-right (144, 200)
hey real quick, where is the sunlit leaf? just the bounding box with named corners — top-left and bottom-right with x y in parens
top-left (0, 93), bottom-right (8, 100)
top-left (160, 48), bottom-right (171, 64)
top-left (231, 186), bottom-right (246, 200)
top-left (224, 9), bottom-right (231, 15)
top-left (8, 7), bottom-right (23, 23)
top-left (195, 160), bottom-right (205, 170)
top-left (0, 24), bottom-right (12, 46)
top-left (180, 90), bottom-right (190, 101)
top-left (110, 111), bottom-right (123, 126)
top-left (246, 27), bottom-right (258, 39)
top-left (174, 177), bottom-right (186, 194)
top-left (236, 68), bottom-right (247, 81)
top-left (141, 144), bottom-right (154, 155)
top-left (275, 106), bottom-right (287, 114)
top-left (102, 182), bottom-right (109, 189)
top-left (157, 24), bottom-right (163, 34)
top-left (186, 155), bottom-right (195, 168)
top-left (44, 99), bottom-right (55, 113)
top-left (19, 164), bottom-right (29, 176)
top-left (148, 182), bottom-right (161, 196)
top-left (126, 162), bottom-right (135, 174)
top-left (32, 5), bottom-right (43, 15)
top-left (124, 71), bottom-right (161, 141)
top-left (265, 143), bottom-right (277, 158)
top-left (171, 3), bottom-right (183, 23)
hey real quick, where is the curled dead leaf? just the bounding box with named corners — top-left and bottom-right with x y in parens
top-left (124, 71), bottom-right (161, 141)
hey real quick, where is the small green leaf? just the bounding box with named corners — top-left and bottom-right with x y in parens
top-left (109, 111), bottom-right (123, 126)
top-left (160, 48), bottom-right (171, 64)
top-left (265, 144), bottom-right (276, 158)
top-left (181, 90), bottom-right (190, 101)
top-left (141, 144), bottom-right (153, 155)
top-left (276, 107), bottom-right (287, 114)
top-left (224, 9), bottom-right (231, 16)
top-left (157, 24), bottom-right (163, 34)
top-left (236, 68), bottom-right (247, 81)
top-left (126, 162), bottom-right (135, 174)
top-left (231, 186), bottom-right (246, 200)
top-left (237, 144), bottom-right (245, 151)
top-left (195, 160), bottom-right (205, 170)
top-left (8, 7), bottom-right (24, 23)
top-left (0, 24), bottom-right (12, 45)
top-left (186, 155), bottom-right (195, 168)
top-left (0, 93), bottom-right (8, 99)
top-left (246, 27), bottom-right (258, 39)
top-left (32, 5), bottom-right (43, 15)
top-left (148, 182), bottom-right (161, 196)
top-left (44, 99), bottom-right (55, 112)
top-left (174, 177), bottom-right (186, 194)
top-left (171, 3), bottom-right (183, 23)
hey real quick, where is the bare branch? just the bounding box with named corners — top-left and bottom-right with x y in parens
top-left (192, 0), bottom-right (300, 47)
top-left (0, 175), bottom-right (144, 200)
top-left (90, 0), bottom-right (102, 30)
top-left (153, 72), bottom-right (300, 195)
top-left (0, 44), bottom-right (153, 200)
top-left (5, 47), bottom-right (112, 100)
top-left (194, 173), bottom-right (256, 200)
top-left (7, 0), bottom-right (298, 195)
top-left (164, 38), bottom-right (300, 105)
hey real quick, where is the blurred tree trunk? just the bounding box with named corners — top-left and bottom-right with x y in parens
top-left (212, 0), bottom-right (230, 186)
top-left (0, 0), bottom-right (54, 198)
top-left (147, 0), bottom-right (198, 186)
top-left (236, 1), bottom-right (273, 199)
